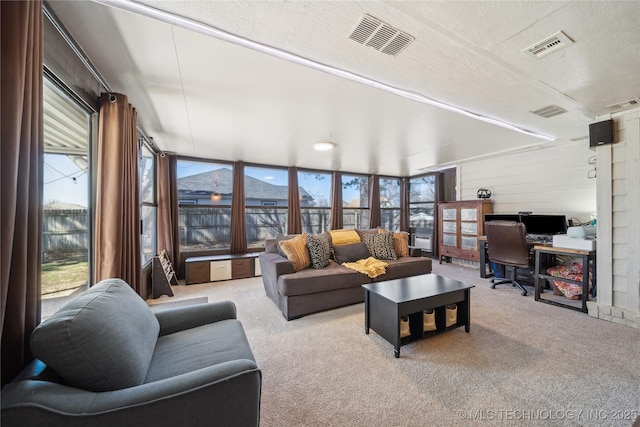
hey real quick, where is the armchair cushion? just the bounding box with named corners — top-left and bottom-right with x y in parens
top-left (30, 278), bottom-right (160, 392)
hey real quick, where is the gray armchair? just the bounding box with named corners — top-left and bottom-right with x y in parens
top-left (1, 279), bottom-right (261, 426)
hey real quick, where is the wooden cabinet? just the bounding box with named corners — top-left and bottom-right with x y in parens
top-left (185, 253), bottom-right (259, 285)
top-left (438, 200), bottom-right (492, 263)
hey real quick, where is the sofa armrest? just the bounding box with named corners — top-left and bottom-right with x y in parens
top-left (259, 252), bottom-right (295, 278)
top-left (154, 300), bottom-right (237, 337)
top-left (1, 359), bottom-right (261, 427)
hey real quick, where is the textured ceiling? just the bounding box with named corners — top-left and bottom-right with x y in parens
top-left (48, 0), bottom-right (640, 176)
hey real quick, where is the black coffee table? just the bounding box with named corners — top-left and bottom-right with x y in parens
top-left (362, 274), bottom-right (474, 357)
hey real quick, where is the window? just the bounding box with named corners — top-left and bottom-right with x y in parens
top-left (409, 174), bottom-right (436, 252)
top-left (342, 174), bottom-right (369, 229)
top-left (41, 78), bottom-right (91, 320)
top-left (140, 143), bottom-right (156, 264)
top-left (177, 160), bottom-right (233, 251)
top-left (245, 165), bottom-right (288, 248)
top-left (380, 177), bottom-right (401, 231)
top-left (298, 170), bottom-right (332, 234)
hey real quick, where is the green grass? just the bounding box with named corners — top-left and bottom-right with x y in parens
top-left (41, 260), bottom-right (88, 296)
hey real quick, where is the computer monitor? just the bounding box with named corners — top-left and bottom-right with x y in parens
top-left (520, 214), bottom-right (567, 235)
top-left (484, 214), bottom-right (521, 222)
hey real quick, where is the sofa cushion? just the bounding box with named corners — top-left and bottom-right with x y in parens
top-left (278, 261), bottom-right (371, 297)
top-left (30, 278), bottom-right (160, 392)
top-left (333, 242), bottom-right (371, 264)
top-left (329, 229), bottom-right (361, 246)
top-left (362, 233), bottom-right (397, 260)
top-left (145, 319), bottom-right (255, 383)
top-left (279, 233), bottom-right (311, 271)
top-left (306, 233), bottom-right (331, 269)
top-left (392, 232), bottom-right (410, 257)
top-left (373, 256), bottom-right (432, 281)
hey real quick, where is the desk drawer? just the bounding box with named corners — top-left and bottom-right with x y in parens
top-left (232, 259), bottom-right (252, 279)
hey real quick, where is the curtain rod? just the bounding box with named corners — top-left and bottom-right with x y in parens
top-left (42, 0), bottom-right (156, 151)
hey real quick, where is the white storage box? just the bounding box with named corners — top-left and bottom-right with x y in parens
top-left (552, 235), bottom-right (596, 251)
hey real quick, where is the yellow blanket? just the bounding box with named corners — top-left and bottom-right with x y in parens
top-left (342, 257), bottom-right (388, 278)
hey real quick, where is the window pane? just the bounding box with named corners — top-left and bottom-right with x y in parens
top-left (380, 177), bottom-right (401, 208)
top-left (342, 174), bottom-right (369, 208)
top-left (178, 160), bottom-right (233, 251)
top-left (300, 208), bottom-right (331, 234)
top-left (299, 170), bottom-right (332, 234)
top-left (141, 205), bottom-right (156, 263)
top-left (409, 204), bottom-right (435, 230)
top-left (246, 207), bottom-right (287, 248)
top-left (140, 145), bottom-right (155, 203)
top-left (178, 160), bottom-right (233, 205)
top-left (409, 175), bottom-right (436, 203)
top-left (380, 209), bottom-right (401, 232)
top-left (343, 208), bottom-right (369, 229)
top-left (245, 166), bottom-right (288, 247)
top-left (298, 171), bottom-right (331, 208)
top-left (179, 206), bottom-right (232, 251)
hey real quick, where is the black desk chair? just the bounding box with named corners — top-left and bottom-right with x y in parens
top-left (485, 220), bottom-right (531, 296)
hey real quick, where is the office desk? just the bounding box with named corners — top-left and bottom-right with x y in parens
top-left (533, 246), bottom-right (596, 313)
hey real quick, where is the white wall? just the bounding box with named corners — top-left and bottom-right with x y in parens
top-left (455, 109), bottom-right (640, 329)
top-left (590, 108), bottom-right (640, 328)
top-left (457, 140), bottom-right (597, 223)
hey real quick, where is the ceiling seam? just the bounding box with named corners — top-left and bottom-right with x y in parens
top-left (170, 26), bottom-right (196, 153)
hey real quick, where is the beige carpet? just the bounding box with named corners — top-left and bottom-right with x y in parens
top-left (161, 262), bottom-right (640, 427)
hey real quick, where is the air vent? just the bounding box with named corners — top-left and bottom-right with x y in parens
top-left (522, 31), bottom-right (573, 59)
top-left (530, 105), bottom-right (568, 118)
top-left (607, 97), bottom-right (639, 112)
top-left (571, 135), bottom-right (589, 142)
top-left (348, 14), bottom-right (414, 57)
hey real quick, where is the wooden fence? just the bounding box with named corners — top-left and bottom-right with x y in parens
top-left (43, 209), bottom-right (88, 261)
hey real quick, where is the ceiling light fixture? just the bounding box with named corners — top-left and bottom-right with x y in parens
top-left (313, 141), bottom-right (336, 151)
top-left (97, 0), bottom-right (556, 142)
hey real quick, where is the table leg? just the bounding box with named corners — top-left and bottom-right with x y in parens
top-left (394, 347), bottom-right (400, 358)
top-left (464, 288), bottom-right (471, 333)
top-left (364, 290), bottom-right (370, 334)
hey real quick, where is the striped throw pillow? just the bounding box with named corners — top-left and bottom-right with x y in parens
top-left (278, 233), bottom-right (311, 271)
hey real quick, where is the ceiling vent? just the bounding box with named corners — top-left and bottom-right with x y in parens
top-left (522, 31), bottom-right (573, 59)
top-left (607, 97), bottom-right (639, 112)
top-left (348, 14), bottom-right (414, 56)
top-left (530, 105), bottom-right (568, 118)
top-left (571, 135), bottom-right (589, 142)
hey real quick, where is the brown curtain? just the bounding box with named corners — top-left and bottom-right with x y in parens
top-left (231, 161), bottom-right (247, 253)
top-left (287, 167), bottom-right (302, 234)
top-left (330, 171), bottom-right (343, 230)
top-left (369, 175), bottom-right (381, 228)
top-left (400, 178), bottom-right (409, 231)
top-left (95, 93), bottom-right (141, 293)
top-left (157, 153), bottom-right (179, 266)
top-left (1, 0), bottom-right (43, 386)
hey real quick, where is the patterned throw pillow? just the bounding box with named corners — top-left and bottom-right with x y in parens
top-left (362, 233), bottom-right (397, 260)
top-left (306, 234), bottom-right (331, 269)
top-left (279, 233), bottom-right (311, 271)
top-left (392, 232), bottom-right (410, 257)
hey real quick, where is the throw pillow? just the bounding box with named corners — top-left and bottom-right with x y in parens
top-left (392, 232), bottom-right (410, 257)
top-left (328, 229), bottom-right (361, 246)
top-left (333, 242), bottom-right (371, 264)
top-left (276, 233), bottom-right (297, 257)
top-left (362, 233), bottom-right (397, 260)
top-left (30, 278), bottom-right (160, 392)
top-left (307, 234), bottom-right (331, 269)
top-left (279, 233), bottom-right (311, 271)
top-left (355, 228), bottom-right (379, 240)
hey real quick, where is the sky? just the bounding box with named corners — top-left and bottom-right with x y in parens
top-left (43, 154), bottom-right (88, 207)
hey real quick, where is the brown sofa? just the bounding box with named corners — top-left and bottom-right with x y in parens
top-left (259, 235), bottom-right (432, 320)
